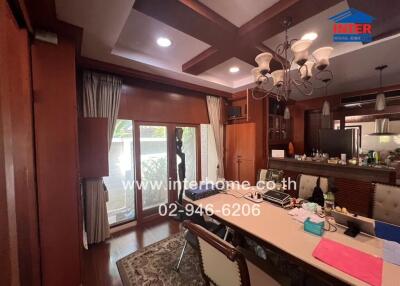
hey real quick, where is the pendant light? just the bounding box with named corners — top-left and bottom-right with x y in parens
top-left (321, 79), bottom-right (332, 128)
top-left (284, 106), bottom-right (291, 120)
top-left (322, 101), bottom-right (330, 116)
top-left (375, 65), bottom-right (387, 111)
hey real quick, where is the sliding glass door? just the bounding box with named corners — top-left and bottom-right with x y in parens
top-left (105, 121), bottom-right (200, 224)
top-left (104, 120), bottom-right (136, 225)
top-left (139, 125), bottom-right (169, 214)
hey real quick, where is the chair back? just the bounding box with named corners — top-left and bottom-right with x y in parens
top-left (183, 220), bottom-right (250, 286)
top-left (258, 169), bottom-right (284, 184)
top-left (373, 183), bottom-right (400, 226)
top-left (298, 174), bottom-right (328, 199)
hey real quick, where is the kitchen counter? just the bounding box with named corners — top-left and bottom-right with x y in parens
top-left (269, 157), bottom-right (396, 184)
top-left (269, 157), bottom-right (398, 216)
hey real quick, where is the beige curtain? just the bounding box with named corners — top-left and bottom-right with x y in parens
top-left (206, 96), bottom-right (224, 179)
top-left (83, 71), bottom-right (122, 244)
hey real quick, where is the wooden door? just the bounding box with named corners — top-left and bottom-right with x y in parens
top-left (225, 123), bottom-right (256, 183)
top-left (236, 123), bottom-right (256, 184)
top-left (238, 158), bottom-right (256, 185)
top-left (225, 124), bottom-right (237, 181)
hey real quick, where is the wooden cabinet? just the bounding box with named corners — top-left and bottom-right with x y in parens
top-left (268, 98), bottom-right (291, 145)
top-left (78, 118), bottom-right (109, 178)
top-left (269, 115), bottom-right (290, 144)
top-left (225, 123), bottom-right (256, 185)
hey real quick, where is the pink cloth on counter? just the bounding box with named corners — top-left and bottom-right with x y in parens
top-left (312, 238), bottom-right (383, 286)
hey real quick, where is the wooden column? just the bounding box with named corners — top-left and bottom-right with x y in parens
top-left (32, 38), bottom-right (82, 285)
top-left (1, 0), bottom-right (40, 284)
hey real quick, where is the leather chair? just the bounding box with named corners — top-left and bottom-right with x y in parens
top-left (297, 174), bottom-right (328, 199)
top-left (184, 220), bottom-right (281, 286)
top-left (373, 183), bottom-right (400, 226)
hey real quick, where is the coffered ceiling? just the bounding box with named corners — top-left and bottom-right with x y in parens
top-left (55, 0), bottom-right (400, 99)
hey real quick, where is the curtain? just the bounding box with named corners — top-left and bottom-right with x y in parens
top-left (83, 71), bottom-right (122, 244)
top-left (206, 96), bottom-right (224, 179)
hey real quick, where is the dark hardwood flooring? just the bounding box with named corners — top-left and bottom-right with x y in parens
top-left (83, 218), bottom-right (181, 286)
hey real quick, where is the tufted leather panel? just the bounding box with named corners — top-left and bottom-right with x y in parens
top-left (373, 184), bottom-right (400, 226)
top-left (298, 174), bottom-right (328, 199)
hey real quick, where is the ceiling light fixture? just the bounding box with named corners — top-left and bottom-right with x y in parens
top-left (229, 66), bottom-right (240, 73)
top-left (251, 17), bottom-right (333, 101)
top-left (301, 32), bottom-right (318, 41)
top-left (156, 37), bottom-right (171, 47)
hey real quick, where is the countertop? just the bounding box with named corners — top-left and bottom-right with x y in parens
top-left (269, 157), bottom-right (397, 184)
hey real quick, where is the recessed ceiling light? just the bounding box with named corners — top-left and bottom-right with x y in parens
top-left (156, 37), bottom-right (171, 47)
top-left (301, 32), bottom-right (318, 41)
top-left (229, 66), bottom-right (240, 73)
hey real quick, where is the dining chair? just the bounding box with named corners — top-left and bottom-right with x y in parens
top-left (297, 174), bottom-right (328, 199)
top-left (183, 220), bottom-right (281, 286)
top-left (373, 183), bottom-right (400, 226)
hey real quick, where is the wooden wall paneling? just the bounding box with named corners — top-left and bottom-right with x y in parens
top-left (78, 118), bottom-right (109, 178)
top-left (32, 38), bottom-right (82, 285)
top-left (0, 2), bottom-right (20, 284)
top-left (78, 57), bottom-right (231, 98)
top-left (119, 78), bottom-right (210, 124)
top-left (1, 1), bottom-right (40, 284)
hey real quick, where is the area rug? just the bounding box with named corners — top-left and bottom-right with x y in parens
top-left (117, 232), bottom-right (205, 286)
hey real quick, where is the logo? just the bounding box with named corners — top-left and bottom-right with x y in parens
top-left (329, 8), bottom-right (374, 43)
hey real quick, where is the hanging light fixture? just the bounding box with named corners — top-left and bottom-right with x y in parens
top-left (251, 17), bottom-right (333, 101)
top-left (321, 79), bottom-right (332, 129)
top-left (375, 65), bottom-right (387, 111)
top-left (322, 101), bottom-right (330, 116)
top-left (284, 106), bottom-right (291, 119)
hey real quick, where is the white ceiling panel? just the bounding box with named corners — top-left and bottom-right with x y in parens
top-left (113, 10), bottom-right (210, 72)
top-left (199, 57), bottom-right (255, 87)
top-left (199, 0), bottom-right (279, 27)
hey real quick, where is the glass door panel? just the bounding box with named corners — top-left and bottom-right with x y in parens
top-left (139, 125), bottom-right (168, 211)
top-left (176, 127), bottom-right (197, 191)
top-left (104, 120), bottom-right (135, 225)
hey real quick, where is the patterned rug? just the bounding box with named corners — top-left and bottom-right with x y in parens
top-left (117, 233), bottom-right (205, 286)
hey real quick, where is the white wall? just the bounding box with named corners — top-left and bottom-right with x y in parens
top-left (347, 120), bottom-right (400, 153)
top-left (200, 124), bottom-right (218, 182)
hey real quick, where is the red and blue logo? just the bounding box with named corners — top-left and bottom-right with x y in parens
top-left (329, 8), bottom-right (374, 43)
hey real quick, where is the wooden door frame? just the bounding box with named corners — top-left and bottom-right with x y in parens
top-left (134, 121), bottom-right (201, 224)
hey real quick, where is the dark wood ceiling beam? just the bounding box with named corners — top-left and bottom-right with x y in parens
top-left (133, 0), bottom-right (237, 48)
top-left (238, 0), bottom-right (342, 43)
top-left (182, 47), bottom-right (235, 75)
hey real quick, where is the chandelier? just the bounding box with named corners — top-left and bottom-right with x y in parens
top-left (251, 18), bottom-right (334, 101)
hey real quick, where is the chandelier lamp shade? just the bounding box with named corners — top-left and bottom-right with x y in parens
top-left (251, 17), bottom-right (334, 101)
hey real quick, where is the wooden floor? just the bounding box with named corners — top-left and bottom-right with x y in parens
top-left (83, 218), bottom-right (181, 286)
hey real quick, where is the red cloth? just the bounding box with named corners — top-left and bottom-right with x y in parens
top-left (312, 238), bottom-right (383, 286)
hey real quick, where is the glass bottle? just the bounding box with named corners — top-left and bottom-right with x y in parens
top-left (324, 191), bottom-right (335, 216)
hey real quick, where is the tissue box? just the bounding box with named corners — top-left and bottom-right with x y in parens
top-left (304, 218), bottom-right (325, 236)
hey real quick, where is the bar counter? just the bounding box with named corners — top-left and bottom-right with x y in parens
top-left (269, 157), bottom-right (397, 217)
top-left (269, 157), bottom-right (397, 184)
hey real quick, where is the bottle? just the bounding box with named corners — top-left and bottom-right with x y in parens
top-left (324, 191), bottom-right (335, 216)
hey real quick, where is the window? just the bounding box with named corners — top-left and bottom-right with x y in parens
top-left (104, 120), bottom-right (135, 225)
